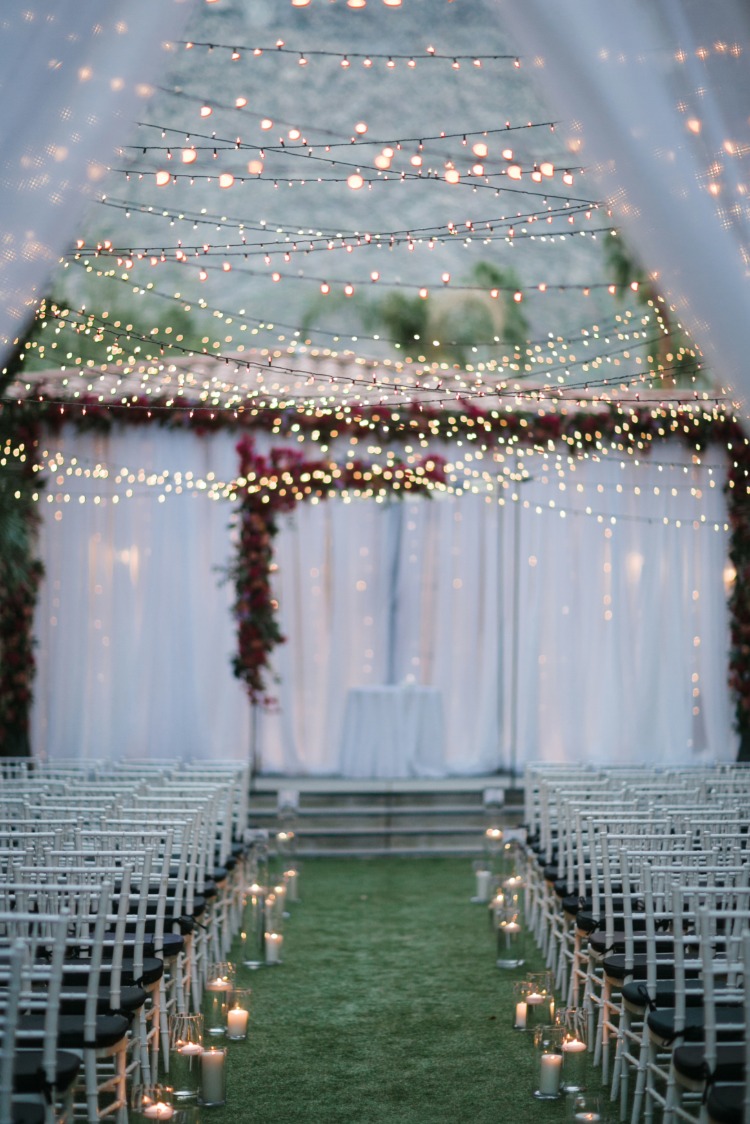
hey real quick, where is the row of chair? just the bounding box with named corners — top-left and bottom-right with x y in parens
top-left (520, 762), bottom-right (750, 1124)
top-left (0, 757), bottom-right (251, 1124)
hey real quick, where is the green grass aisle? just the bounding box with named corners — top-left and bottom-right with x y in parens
top-left (206, 857), bottom-right (604, 1124)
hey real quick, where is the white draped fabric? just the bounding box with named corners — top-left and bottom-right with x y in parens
top-left (0, 0), bottom-right (193, 365)
top-left (497, 0), bottom-right (750, 411)
top-left (32, 428), bottom-right (736, 773)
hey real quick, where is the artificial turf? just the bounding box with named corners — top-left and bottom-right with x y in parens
top-left (204, 857), bottom-right (606, 1124)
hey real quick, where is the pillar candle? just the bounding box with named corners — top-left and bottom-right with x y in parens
top-left (514, 1001), bottom-right (527, 1029)
top-left (538, 1053), bottom-right (562, 1097)
top-left (200, 1049), bottom-right (226, 1106)
top-left (226, 1007), bottom-right (249, 1038)
top-left (285, 869), bottom-right (299, 902)
top-left (265, 932), bottom-right (283, 964)
top-left (475, 869), bottom-right (493, 901)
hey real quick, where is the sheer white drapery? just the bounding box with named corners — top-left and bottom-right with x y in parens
top-left (0, 0), bottom-right (193, 366)
top-left (32, 428), bottom-right (735, 771)
top-left (497, 0), bottom-right (750, 410)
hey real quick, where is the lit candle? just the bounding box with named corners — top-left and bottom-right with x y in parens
top-left (563, 1038), bottom-right (587, 1054)
top-left (574, 1114), bottom-right (600, 1122)
top-left (206, 977), bottom-right (231, 993)
top-left (142, 1104), bottom-right (173, 1120)
top-left (200, 1049), bottom-right (226, 1106)
top-left (514, 1001), bottom-right (527, 1029)
top-left (538, 1053), bottom-right (562, 1097)
top-left (177, 1043), bottom-right (203, 1056)
top-left (226, 1006), bottom-right (249, 1038)
top-left (526, 991), bottom-right (544, 1006)
top-left (265, 932), bottom-right (283, 964)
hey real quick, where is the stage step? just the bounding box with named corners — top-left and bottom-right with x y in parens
top-left (248, 774), bottom-right (524, 857)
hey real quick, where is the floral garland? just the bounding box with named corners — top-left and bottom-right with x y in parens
top-left (226, 435), bottom-right (447, 705)
top-left (726, 444), bottom-right (750, 757)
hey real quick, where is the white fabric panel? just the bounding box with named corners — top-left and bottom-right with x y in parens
top-left (497, 0), bottom-right (750, 411)
top-left (0, 0), bottom-right (193, 365)
top-left (32, 427), bottom-right (249, 761)
top-left (31, 428), bottom-right (735, 772)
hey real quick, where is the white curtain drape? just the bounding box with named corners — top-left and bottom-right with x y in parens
top-left (497, 0), bottom-right (750, 411)
top-left (32, 428), bottom-right (736, 772)
top-left (0, 0), bottom-right (193, 366)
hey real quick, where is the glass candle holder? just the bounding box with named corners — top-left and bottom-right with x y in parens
top-left (199, 1047), bottom-right (227, 1108)
top-left (242, 884), bottom-right (266, 969)
top-left (275, 828), bottom-right (296, 860)
top-left (533, 1025), bottom-right (565, 1101)
top-left (488, 888), bottom-right (505, 931)
top-left (567, 1093), bottom-right (602, 1122)
top-left (495, 901), bottom-right (526, 970)
top-left (271, 880), bottom-right (288, 923)
top-left (559, 1007), bottom-right (589, 1093)
top-left (131, 1084), bottom-right (175, 1121)
top-left (226, 989), bottom-right (251, 1040)
top-left (205, 962), bottom-right (235, 1036)
top-left (168, 1014), bottom-right (204, 1101)
top-left (264, 931), bottom-right (283, 965)
top-left (523, 971), bottom-right (556, 1028)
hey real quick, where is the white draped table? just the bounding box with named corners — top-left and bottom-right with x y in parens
top-left (338, 685), bottom-right (446, 778)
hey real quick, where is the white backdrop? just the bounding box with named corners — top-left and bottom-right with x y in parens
top-left (32, 427), bottom-right (737, 773)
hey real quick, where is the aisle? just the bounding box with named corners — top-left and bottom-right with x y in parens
top-left (214, 858), bottom-right (576, 1124)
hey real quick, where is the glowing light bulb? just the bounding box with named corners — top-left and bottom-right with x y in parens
top-left (374, 155), bottom-right (391, 170)
top-left (502, 148), bottom-right (513, 160)
top-left (354, 122), bottom-right (368, 136)
top-left (507, 164), bottom-right (522, 180)
top-left (531, 167), bottom-right (542, 182)
top-left (562, 170), bottom-right (574, 185)
top-left (419, 287), bottom-right (429, 298)
top-left (441, 272), bottom-right (451, 284)
top-left (347, 173), bottom-right (365, 190)
top-left (410, 154), bottom-right (422, 167)
top-left (200, 105), bottom-right (212, 118)
top-left (513, 291), bottom-right (523, 302)
top-left (383, 147), bottom-right (394, 158)
top-left (347, 0), bottom-right (366, 7)
top-left (472, 142), bottom-right (488, 158)
top-left (444, 168), bottom-right (460, 184)
top-left (219, 173), bottom-right (235, 188)
top-left (288, 128), bottom-right (301, 140)
top-left (344, 283), bottom-right (355, 296)
top-left (247, 159), bottom-right (264, 175)
top-left (182, 149), bottom-right (197, 164)
top-left (292, 0), bottom-right (311, 6)
top-left (472, 163), bottom-right (484, 175)
top-left (370, 271), bottom-right (380, 281)
top-left (383, 0), bottom-right (402, 5)
top-left (539, 161), bottom-right (554, 177)
top-left (155, 170), bottom-right (171, 186)
top-left (235, 97), bottom-right (248, 108)
top-left (260, 118), bottom-right (273, 130)
top-left (320, 282), bottom-right (330, 294)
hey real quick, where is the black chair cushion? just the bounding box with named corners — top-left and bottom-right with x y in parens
top-left (202, 881), bottom-right (218, 900)
top-left (12, 1099), bottom-right (46, 1124)
top-left (212, 866), bottom-right (228, 884)
top-left (543, 864), bottom-right (559, 884)
top-left (647, 1005), bottom-right (744, 1046)
top-left (59, 983), bottom-right (147, 1016)
top-left (602, 952), bottom-right (680, 983)
top-left (223, 854), bottom-right (238, 871)
top-left (19, 1011), bottom-right (131, 1050)
top-left (706, 1082), bottom-right (744, 1124)
top-left (144, 933), bottom-right (185, 959)
top-left (673, 1043), bottom-right (745, 1084)
top-left (621, 980), bottom-right (704, 1011)
top-left (98, 956), bottom-right (164, 988)
top-left (13, 1049), bottom-right (81, 1095)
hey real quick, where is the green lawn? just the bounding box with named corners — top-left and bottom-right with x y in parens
top-left (201, 857), bottom-right (606, 1124)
